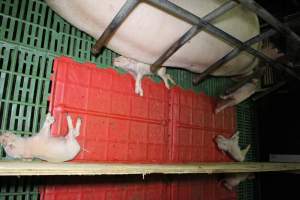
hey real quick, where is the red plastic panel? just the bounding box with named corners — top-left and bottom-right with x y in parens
top-left (49, 57), bottom-right (237, 163)
top-left (43, 57), bottom-right (238, 200)
top-left (40, 176), bottom-right (169, 200)
top-left (49, 57), bottom-right (169, 163)
top-left (169, 88), bottom-right (237, 163)
top-left (170, 175), bottom-right (237, 200)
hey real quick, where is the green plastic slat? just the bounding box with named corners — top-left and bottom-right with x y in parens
top-left (15, 177), bottom-right (24, 200)
top-left (1, 47), bottom-right (16, 134)
top-left (8, 179), bottom-right (15, 200)
top-left (0, 177), bottom-right (39, 200)
top-left (0, 2), bottom-right (114, 67)
top-left (0, 42), bottom-right (52, 200)
top-left (0, 41), bottom-right (53, 199)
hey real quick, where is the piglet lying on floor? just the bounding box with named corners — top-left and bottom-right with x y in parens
top-left (0, 113), bottom-right (81, 162)
top-left (215, 131), bottom-right (251, 162)
top-left (215, 78), bottom-right (259, 113)
top-left (113, 56), bottom-right (175, 96)
top-left (221, 173), bottom-right (255, 191)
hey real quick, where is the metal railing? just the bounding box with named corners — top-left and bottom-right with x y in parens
top-left (91, 0), bottom-right (300, 84)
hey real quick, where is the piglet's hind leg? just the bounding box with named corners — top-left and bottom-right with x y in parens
top-left (39, 113), bottom-right (55, 136)
top-left (157, 68), bottom-right (175, 89)
top-left (73, 117), bottom-right (82, 137)
top-left (66, 115), bottom-right (81, 137)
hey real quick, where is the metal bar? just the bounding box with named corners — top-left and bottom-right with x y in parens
top-left (193, 29), bottom-right (277, 84)
top-left (252, 81), bottom-right (286, 101)
top-left (150, 1), bottom-right (238, 73)
top-left (91, 0), bottom-right (140, 55)
top-left (237, 0), bottom-right (300, 44)
top-left (146, 0), bottom-right (300, 81)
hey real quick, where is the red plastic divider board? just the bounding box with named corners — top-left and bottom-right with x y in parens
top-left (40, 176), bottom-right (169, 200)
top-left (49, 57), bottom-right (170, 163)
top-left (170, 175), bottom-right (237, 200)
top-left (169, 88), bottom-right (236, 163)
top-left (49, 57), bottom-right (237, 163)
top-left (42, 57), bottom-right (238, 200)
top-left (40, 175), bottom-right (236, 200)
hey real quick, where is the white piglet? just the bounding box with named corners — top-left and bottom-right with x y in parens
top-left (113, 56), bottom-right (175, 96)
top-left (221, 173), bottom-right (255, 191)
top-left (215, 131), bottom-right (251, 162)
top-left (215, 78), bottom-right (259, 114)
top-left (0, 113), bottom-right (81, 162)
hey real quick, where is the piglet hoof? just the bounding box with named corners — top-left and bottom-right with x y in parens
top-left (76, 117), bottom-right (82, 127)
top-left (134, 87), bottom-right (140, 95)
top-left (139, 91), bottom-right (144, 96)
top-left (164, 83), bottom-right (170, 90)
top-left (66, 113), bottom-right (71, 120)
top-left (135, 87), bottom-right (144, 96)
top-left (45, 113), bottom-right (55, 124)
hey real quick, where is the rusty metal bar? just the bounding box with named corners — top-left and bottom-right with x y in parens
top-left (192, 28), bottom-right (277, 84)
top-left (150, 1), bottom-right (238, 73)
top-left (146, 0), bottom-right (300, 81)
top-left (91, 0), bottom-right (140, 55)
top-left (224, 66), bottom-right (266, 95)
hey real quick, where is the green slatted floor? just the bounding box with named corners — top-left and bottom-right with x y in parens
top-left (0, 0), bottom-right (257, 199)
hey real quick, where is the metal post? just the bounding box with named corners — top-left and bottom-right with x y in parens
top-left (150, 1), bottom-right (237, 73)
top-left (192, 29), bottom-right (277, 84)
top-left (146, 0), bottom-right (300, 81)
top-left (91, 0), bottom-right (140, 55)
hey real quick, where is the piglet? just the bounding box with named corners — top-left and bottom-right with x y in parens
top-left (113, 56), bottom-right (175, 96)
top-left (0, 113), bottom-right (81, 162)
top-left (215, 131), bottom-right (251, 162)
top-left (215, 78), bottom-right (258, 113)
top-left (221, 173), bottom-right (255, 191)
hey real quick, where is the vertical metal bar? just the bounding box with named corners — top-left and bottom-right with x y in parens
top-left (91, 0), bottom-right (140, 55)
top-left (237, 0), bottom-right (300, 44)
top-left (146, 0), bottom-right (300, 81)
top-left (193, 29), bottom-right (277, 84)
top-left (150, 1), bottom-right (238, 73)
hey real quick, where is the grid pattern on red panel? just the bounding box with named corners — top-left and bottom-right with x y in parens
top-left (43, 57), bottom-right (238, 200)
top-left (40, 176), bottom-right (169, 200)
top-left (49, 57), bottom-right (169, 163)
top-left (40, 176), bottom-right (237, 200)
top-left (49, 57), bottom-right (237, 163)
top-left (169, 88), bottom-right (237, 163)
top-left (170, 175), bottom-right (237, 200)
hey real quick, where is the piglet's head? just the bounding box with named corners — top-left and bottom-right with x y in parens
top-left (0, 132), bottom-right (26, 159)
top-left (215, 135), bottom-right (229, 151)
